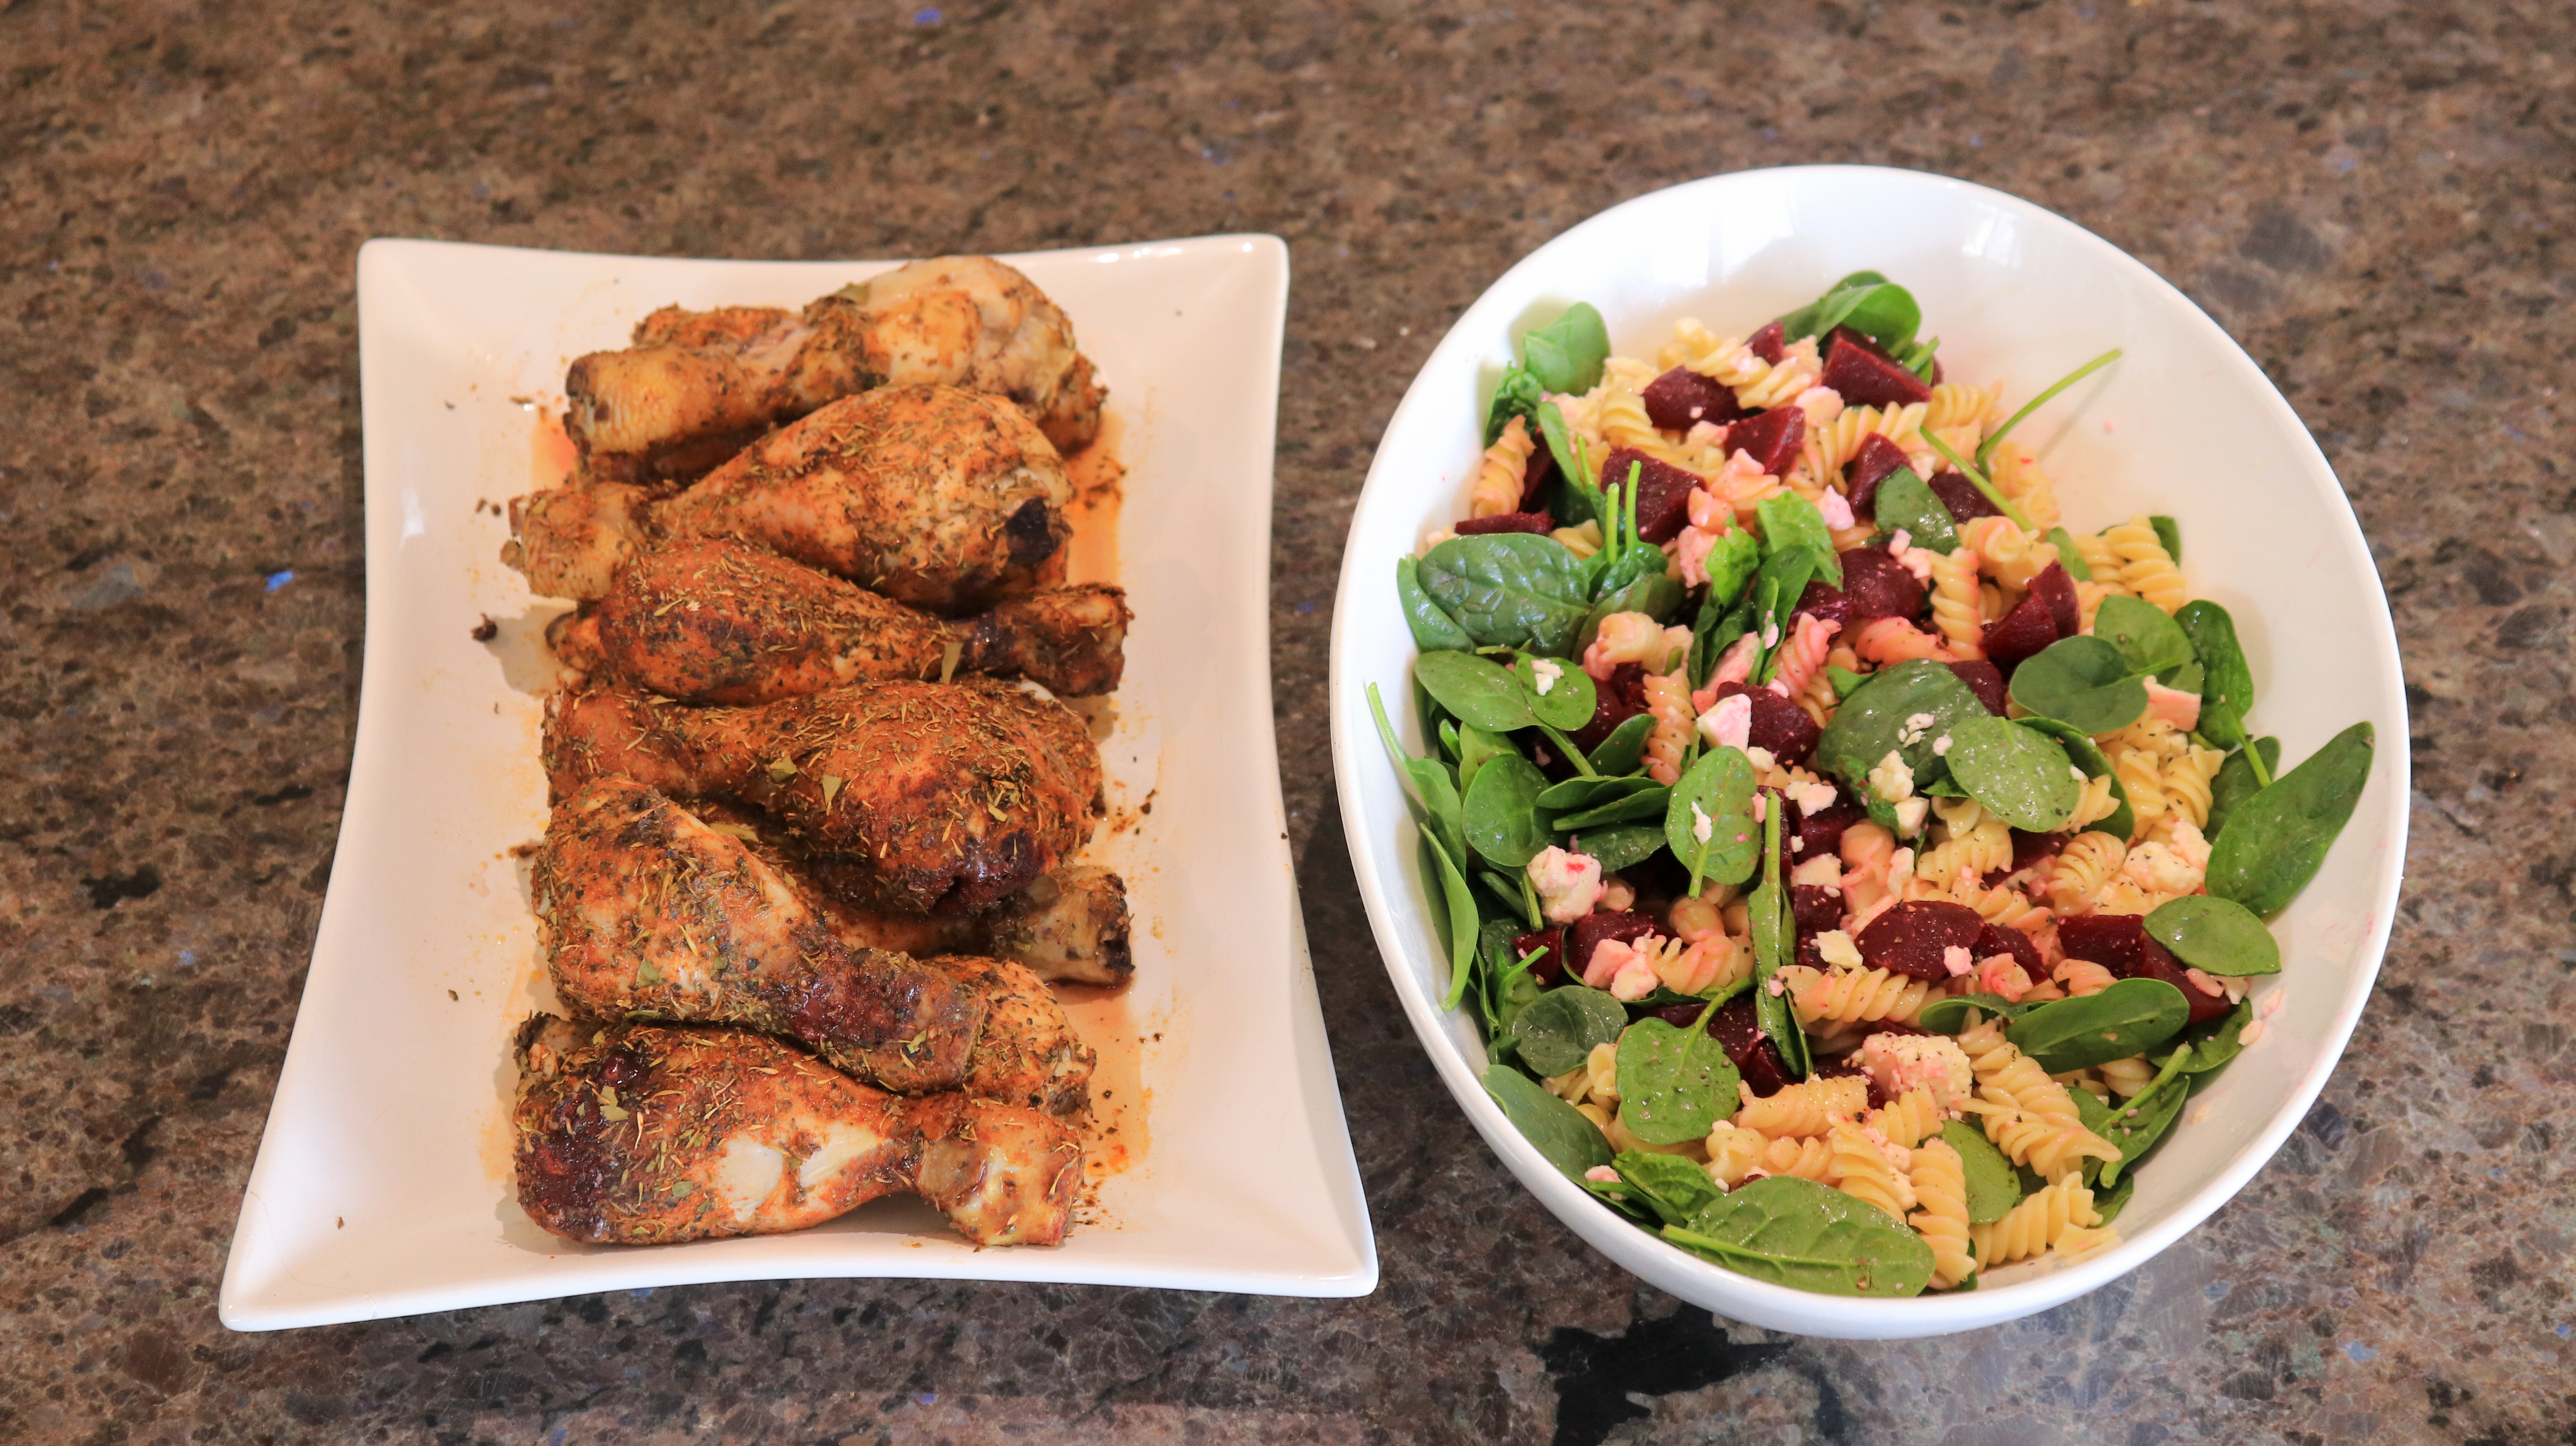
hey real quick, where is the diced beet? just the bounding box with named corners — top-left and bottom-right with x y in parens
top-left (1642, 366), bottom-right (1750, 432)
top-left (1927, 470), bottom-right (2002, 523)
top-left (1512, 927), bottom-right (1567, 988)
top-left (1793, 579), bottom-right (1850, 631)
top-left (1843, 433), bottom-right (1914, 519)
top-left (2029, 562), bottom-right (2080, 638)
top-left (1723, 407), bottom-right (1806, 478)
top-left (1947, 659), bottom-right (2008, 716)
top-left (1794, 798), bottom-right (1865, 862)
top-left (1519, 442), bottom-right (1559, 513)
top-left (1709, 680), bottom-right (1820, 767)
top-left (1982, 589), bottom-right (2062, 671)
top-left (1792, 885), bottom-right (1845, 937)
top-left (1930, 356), bottom-right (1944, 385)
top-left (1821, 326), bottom-right (1933, 408)
top-left (1836, 547), bottom-right (1927, 623)
top-left (1455, 511), bottom-right (1554, 536)
top-left (1708, 994), bottom-right (1794, 1098)
top-left (1620, 850), bottom-right (1692, 904)
top-left (2060, 914), bottom-right (2231, 1024)
top-left (2009, 829), bottom-right (2066, 874)
top-left (1597, 447), bottom-right (1700, 544)
top-left (1747, 321), bottom-right (1788, 365)
top-left (1568, 662), bottom-right (1648, 754)
top-left (1856, 900), bottom-right (1988, 981)
top-left (1976, 923), bottom-right (2044, 978)
top-left (1810, 1053), bottom-right (1891, 1110)
top-left (1566, 911), bottom-right (1659, 983)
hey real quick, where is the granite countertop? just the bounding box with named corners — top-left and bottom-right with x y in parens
top-left (4, 2), bottom-right (2568, 1441)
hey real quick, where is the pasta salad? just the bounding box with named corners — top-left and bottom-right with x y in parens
top-left (1371, 274), bottom-right (2371, 1297)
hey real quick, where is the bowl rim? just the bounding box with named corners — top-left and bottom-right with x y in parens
top-left (1325, 163), bottom-right (2408, 1336)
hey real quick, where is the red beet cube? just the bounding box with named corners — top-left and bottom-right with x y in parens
top-left (1791, 884), bottom-right (1844, 936)
top-left (1981, 589), bottom-right (2063, 670)
top-left (1723, 407), bottom-right (1806, 478)
top-left (1568, 662), bottom-right (1649, 754)
top-left (2057, 914), bottom-right (2230, 1024)
top-left (1792, 797), bottom-right (1866, 862)
top-left (1927, 470), bottom-right (2002, 523)
top-left (1843, 432), bottom-right (1914, 519)
top-left (1946, 659), bottom-right (2008, 716)
top-left (1597, 447), bottom-right (1701, 544)
top-left (1748, 321), bottom-right (1788, 365)
top-left (1643, 366), bottom-right (1750, 432)
top-left (1567, 911), bottom-right (1660, 983)
top-left (1836, 547), bottom-right (1927, 623)
top-left (1822, 326), bottom-right (1934, 409)
top-left (1856, 900), bottom-right (1988, 981)
top-left (1513, 927), bottom-right (1568, 988)
top-left (2029, 562), bottom-right (2080, 638)
top-left (1708, 680), bottom-right (1821, 767)
top-left (1518, 443), bottom-right (1559, 513)
top-left (1793, 579), bottom-right (1850, 631)
top-left (1455, 511), bottom-right (1554, 536)
top-left (2009, 829), bottom-right (2065, 873)
top-left (1976, 923), bottom-right (2044, 978)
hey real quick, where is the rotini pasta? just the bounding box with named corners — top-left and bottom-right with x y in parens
top-left (2104, 513), bottom-right (2187, 613)
top-left (1733, 1075), bottom-right (1869, 1139)
top-left (1780, 964), bottom-right (1935, 1027)
top-left (1853, 616), bottom-right (1947, 665)
top-left (2046, 832), bottom-right (2128, 914)
top-left (1641, 669), bottom-right (1693, 785)
top-left (1826, 1121), bottom-right (1915, 1220)
top-left (1925, 547), bottom-right (1986, 659)
top-left (1971, 1175), bottom-right (2101, 1267)
top-left (1470, 416), bottom-right (1536, 518)
top-left (1908, 1138), bottom-right (1977, 1288)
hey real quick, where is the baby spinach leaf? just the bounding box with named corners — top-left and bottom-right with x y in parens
top-left (2153, 998), bottom-right (2252, 1075)
top-left (1520, 302), bottom-right (1611, 396)
top-left (1551, 785), bottom-right (1672, 831)
top-left (1534, 401), bottom-right (1604, 529)
top-left (1484, 363), bottom-right (1546, 445)
top-left (1368, 683), bottom-right (1467, 865)
top-left (1816, 659), bottom-right (1990, 791)
top-left (1870, 467), bottom-right (1958, 553)
top-left (1826, 665), bottom-right (1868, 701)
top-left (1916, 993), bottom-right (2034, 1035)
top-left (2149, 515), bottom-right (2183, 565)
top-left (2007, 978), bottom-right (2191, 1072)
top-left (2093, 595), bottom-right (2194, 680)
top-left (2096, 1051), bottom-right (2193, 1187)
top-left (1513, 654), bottom-right (1598, 731)
top-left (2092, 1171), bottom-right (2137, 1226)
top-left (2205, 722), bottom-right (2375, 914)
top-left (1756, 493), bottom-right (1844, 586)
top-left (1747, 545), bottom-right (1822, 683)
top-left (1587, 714), bottom-right (1658, 779)
top-left (2174, 601), bottom-right (2255, 751)
top-left (1975, 349), bottom-right (2123, 472)
top-left (1689, 589), bottom-right (1756, 691)
top-left (2014, 717), bottom-right (2135, 841)
top-left (1611, 1151), bottom-right (1725, 1226)
top-left (1583, 575), bottom-right (1688, 659)
top-left (1463, 754), bottom-right (1553, 869)
top-left (1665, 744), bottom-right (1760, 891)
top-left (1776, 273), bottom-right (1920, 354)
top-left (2007, 635), bottom-right (2149, 735)
top-left (2205, 737), bottom-right (2281, 840)
top-left (1413, 650), bottom-right (1535, 732)
top-left (1944, 716), bottom-right (2083, 832)
top-left (1942, 1121), bottom-right (2022, 1224)
top-left (1747, 803), bottom-right (1810, 1079)
top-left (1616, 1014), bottom-right (1742, 1145)
top-left (1537, 774), bottom-right (1661, 812)
top-left (1665, 1176), bottom-right (1935, 1297)
top-left (1699, 528), bottom-right (1764, 612)
top-left (2165, 659), bottom-right (2205, 696)
top-left (1483, 1063), bottom-right (1613, 1179)
top-left (1453, 721), bottom-right (1519, 797)
top-left (1419, 832), bottom-right (1482, 1011)
top-left (1396, 556), bottom-right (1474, 652)
top-left (2146, 895), bottom-right (2281, 976)
top-left (1896, 336), bottom-right (1941, 380)
top-left (1566, 822), bottom-right (1667, 874)
top-left (1417, 534), bottom-right (1592, 656)
top-left (1510, 984), bottom-right (1629, 1078)
top-left (2046, 526), bottom-right (2093, 581)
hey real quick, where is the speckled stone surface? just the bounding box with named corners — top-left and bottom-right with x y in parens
top-left (4, 2), bottom-right (2570, 1442)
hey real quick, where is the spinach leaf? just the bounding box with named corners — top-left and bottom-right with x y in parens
top-left (2047, 526), bottom-right (2093, 581)
top-left (2149, 515), bottom-right (2183, 565)
top-left (1510, 984), bottom-right (1629, 1078)
top-left (1871, 467), bottom-right (1958, 553)
top-left (1416, 534), bottom-right (1592, 655)
top-left (1944, 716), bottom-right (2082, 832)
top-left (1485, 363), bottom-right (1546, 446)
top-left (1519, 302), bottom-right (1611, 396)
top-left (1747, 546), bottom-right (1822, 684)
top-left (1611, 1151), bottom-right (1725, 1226)
top-left (2205, 722), bottom-right (2374, 914)
top-left (1552, 785), bottom-right (1672, 831)
top-left (1587, 714), bottom-right (1658, 778)
top-left (1615, 1013), bottom-right (1741, 1145)
top-left (1534, 401), bottom-right (1604, 530)
top-left (1688, 592), bottom-right (1756, 690)
top-left (2007, 978), bottom-right (2192, 1072)
top-left (1463, 754), bottom-right (1553, 869)
top-left (1942, 1120), bottom-right (2022, 1224)
top-left (1701, 528), bottom-right (1765, 612)
top-left (2165, 659), bottom-right (2205, 696)
top-left (2015, 717), bottom-right (2135, 842)
top-left (2145, 895), bottom-right (2281, 976)
top-left (1537, 774), bottom-right (1662, 812)
top-left (1896, 336), bottom-right (1941, 380)
top-left (1566, 822), bottom-right (1667, 874)
top-left (1473, 918), bottom-right (1528, 1033)
top-left (1826, 665), bottom-right (1868, 700)
top-left (1482, 1064), bottom-right (1613, 1179)
top-left (1665, 1176), bottom-right (1935, 1297)
top-left (2007, 635), bottom-right (2149, 735)
top-left (2205, 737), bottom-right (2281, 840)
top-left (1413, 650), bottom-right (1534, 732)
top-left (1513, 653), bottom-right (1598, 731)
top-left (1583, 574), bottom-right (1688, 658)
top-left (1776, 273), bottom-right (1921, 354)
top-left (1396, 556), bottom-right (1474, 652)
top-left (1747, 803), bottom-right (1810, 1079)
top-left (1419, 832), bottom-right (1483, 1012)
top-left (1916, 993), bottom-right (2034, 1035)
top-left (1756, 493), bottom-right (1844, 586)
top-left (2174, 601), bottom-right (2256, 752)
top-left (2093, 595), bottom-right (2194, 680)
top-left (1665, 744), bottom-right (1760, 892)
top-left (1816, 659), bottom-right (1990, 791)
top-left (2096, 1049), bottom-right (2193, 1188)
top-left (1367, 682), bottom-right (1467, 865)
top-left (2153, 998), bottom-right (2252, 1074)
top-left (2092, 1171), bottom-right (2137, 1226)
top-left (1453, 721), bottom-right (1518, 797)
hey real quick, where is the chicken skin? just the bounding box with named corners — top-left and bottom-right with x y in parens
top-left (514, 1015), bottom-right (1081, 1247)
top-left (564, 255), bottom-right (1102, 482)
top-left (561, 538), bottom-right (1128, 704)
top-left (544, 677), bottom-right (1101, 913)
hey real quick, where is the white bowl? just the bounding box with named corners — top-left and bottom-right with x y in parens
top-left (1327, 166), bottom-right (2407, 1338)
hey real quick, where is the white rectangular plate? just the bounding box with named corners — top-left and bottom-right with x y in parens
top-left (219, 235), bottom-right (1376, 1330)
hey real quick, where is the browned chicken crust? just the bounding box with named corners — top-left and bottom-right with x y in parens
top-left (586, 538), bottom-right (1128, 703)
top-left (542, 677), bottom-right (1103, 914)
top-left (514, 1015), bottom-right (1080, 1247)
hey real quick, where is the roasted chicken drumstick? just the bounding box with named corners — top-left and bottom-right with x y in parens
top-left (556, 538), bottom-right (1128, 704)
top-left (515, 1015), bottom-right (1080, 1247)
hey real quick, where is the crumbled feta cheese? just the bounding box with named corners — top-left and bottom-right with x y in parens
top-left (1761, 623), bottom-right (1781, 648)
top-left (1791, 855), bottom-right (1843, 888)
top-left (2069, 765), bottom-right (2089, 783)
top-left (1931, 734), bottom-right (1953, 757)
top-left (1818, 488), bottom-right (1855, 529)
top-left (1526, 846), bottom-right (1606, 924)
top-left (1743, 745), bottom-right (1777, 772)
top-left (1690, 800), bottom-right (1714, 845)
top-left (1892, 796), bottom-right (1929, 836)
top-left (1751, 792), bottom-right (1768, 822)
top-left (1867, 750), bottom-right (1917, 805)
top-left (1583, 1165), bottom-right (1621, 1183)
top-left (1941, 944), bottom-right (1974, 977)
top-left (1699, 693), bottom-right (1753, 752)
top-left (1530, 657), bottom-right (1564, 696)
top-left (1887, 846), bottom-right (1916, 878)
top-left (1787, 779), bottom-right (1839, 815)
top-left (1765, 976), bottom-right (1786, 996)
top-left (1860, 1032), bottom-right (1974, 1109)
top-left (1814, 930), bottom-right (1864, 969)
top-left (2183, 966), bottom-right (2226, 998)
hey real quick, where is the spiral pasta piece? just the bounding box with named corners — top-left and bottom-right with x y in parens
top-left (1854, 616), bottom-right (1947, 665)
top-left (2046, 832), bottom-right (2128, 914)
top-left (2065, 773), bottom-right (2122, 832)
top-left (1769, 613), bottom-right (1834, 703)
top-left (1734, 1075), bottom-right (1870, 1138)
top-left (2112, 749), bottom-right (2168, 837)
top-left (1826, 1121), bottom-right (1916, 1220)
top-left (1956, 1026), bottom-right (2122, 1182)
top-left (2105, 513), bottom-right (2187, 613)
top-left (1926, 547), bottom-right (1987, 659)
top-left (1917, 818), bottom-right (2011, 883)
top-left (1796, 401), bottom-right (1927, 490)
top-left (2072, 579), bottom-right (2117, 634)
top-left (2070, 532), bottom-right (2126, 588)
top-left (2161, 746), bottom-right (2224, 830)
top-left (1597, 359), bottom-right (1673, 459)
top-left (1703, 1121), bottom-right (1771, 1188)
top-left (1908, 1138), bottom-right (1978, 1288)
top-left (1668, 320), bottom-right (1826, 411)
top-left (2101, 717), bottom-right (2189, 760)
top-left (2051, 957), bottom-right (2119, 997)
top-left (1641, 668), bottom-right (1694, 785)
top-left (1971, 1175), bottom-right (2101, 1267)
top-left (1869, 1087), bottom-right (1946, 1150)
top-left (2096, 1054), bottom-right (2156, 1099)
top-left (1947, 875), bottom-right (2051, 934)
top-left (1757, 1133), bottom-right (1836, 1182)
top-left (1470, 416), bottom-right (1536, 518)
top-left (1958, 516), bottom-right (2062, 591)
top-left (1987, 442), bottom-right (2063, 531)
top-left (1923, 380), bottom-right (2005, 435)
top-left (1780, 964), bottom-right (1934, 1027)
